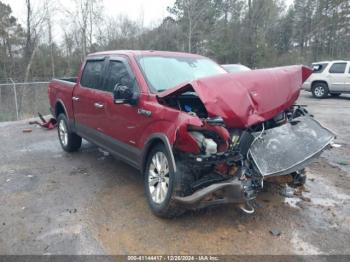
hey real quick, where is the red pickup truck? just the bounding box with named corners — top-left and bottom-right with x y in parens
top-left (48, 50), bottom-right (335, 218)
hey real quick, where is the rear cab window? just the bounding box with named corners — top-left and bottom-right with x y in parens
top-left (329, 63), bottom-right (346, 74)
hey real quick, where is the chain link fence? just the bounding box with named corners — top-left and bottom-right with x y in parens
top-left (0, 79), bottom-right (50, 122)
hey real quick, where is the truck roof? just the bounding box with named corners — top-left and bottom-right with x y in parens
top-left (88, 50), bottom-right (204, 58)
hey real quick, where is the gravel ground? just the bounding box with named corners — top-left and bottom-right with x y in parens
top-left (0, 91), bottom-right (349, 255)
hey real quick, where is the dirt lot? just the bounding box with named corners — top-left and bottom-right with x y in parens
top-left (0, 91), bottom-right (350, 255)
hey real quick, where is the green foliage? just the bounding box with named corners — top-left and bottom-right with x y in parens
top-left (0, 1), bottom-right (24, 80)
top-left (0, 0), bottom-right (349, 80)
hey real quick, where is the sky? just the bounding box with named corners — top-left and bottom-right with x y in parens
top-left (2, 0), bottom-right (176, 27)
top-left (2, 0), bottom-right (293, 43)
top-left (3, 0), bottom-right (294, 27)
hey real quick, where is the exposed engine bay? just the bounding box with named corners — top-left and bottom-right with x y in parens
top-left (159, 89), bottom-right (208, 119)
top-left (158, 87), bottom-right (335, 213)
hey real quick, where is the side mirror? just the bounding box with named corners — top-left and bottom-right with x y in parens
top-left (113, 84), bottom-right (137, 105)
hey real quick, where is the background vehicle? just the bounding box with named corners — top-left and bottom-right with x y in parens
top-left (302, 60), bottom-right (350, 98)
top-left (222, 64), bottom-right (251, 73)
top-left (48, 50), bottom-right (334, 218)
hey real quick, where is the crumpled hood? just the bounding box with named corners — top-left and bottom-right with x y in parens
top-left (158, 65), bottom-right (312, 128)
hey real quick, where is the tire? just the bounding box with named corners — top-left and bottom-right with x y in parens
top-left (331, 93), bottom-right (341, 97)
top-left (57, 114), bottom-right (82, 152)
top-left (144, 144), bottom-right (192, 218)
top-left (312, 82), bottom-right (329, 98)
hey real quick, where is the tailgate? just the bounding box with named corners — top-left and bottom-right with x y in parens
top-left (249, 116), bottom-right (335, 177)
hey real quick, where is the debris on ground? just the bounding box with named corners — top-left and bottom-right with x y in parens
top-left (293, 188), bottom-right (303, 197)
top-left (237, 224), bottom-right (245, 232)
top-left (29, 112), bottom-right (57, 130)
top-left (67, 208), bottom-right (77, 214)
top-left (337, 161), bottom-right (348, 166)
top-left (300, 196), bottom-right (311, 202)
top-left (331, 143), bottom-right (342, 148)
top-left (280, 185), bottom-right (295, 198)
top-left (97, 149), bottom-right (110, 161)
top-left (269, 229), bottom-right (282, 236)
top-left (70, 167), bottom-right (88, 176)
top-left (22, 129), bottom-right (32, 133)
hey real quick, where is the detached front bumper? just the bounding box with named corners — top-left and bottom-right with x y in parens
top-left (174, 177), bottom-right (257, 208)
top-left (249, 116), bottom-right (335, 177)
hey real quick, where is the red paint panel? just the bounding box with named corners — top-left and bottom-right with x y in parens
top-left (159, 65), bottom-right (312, 128)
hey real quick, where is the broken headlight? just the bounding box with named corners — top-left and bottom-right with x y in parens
top-left (190, 131), bottom-right (218, 155)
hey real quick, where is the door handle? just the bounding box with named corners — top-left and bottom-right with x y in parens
top-left (72, 96), bottom-right (80, 101)
top-left (94, 102), bottom-right (104, 109)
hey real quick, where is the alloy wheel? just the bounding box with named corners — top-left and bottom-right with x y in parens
top-left (58, 120), bottom-right (68, 147)
top-left (148, 152), bottom-right (170, 204)
top-left (314, 86), bottom-right (325, 97)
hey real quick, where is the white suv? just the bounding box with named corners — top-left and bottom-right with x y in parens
top-left (303, 61), bottom-right (350, 98)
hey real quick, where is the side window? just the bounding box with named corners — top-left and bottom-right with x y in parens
top-left (80, 60), bottom-right (105, 89)
top-left (105, 61), bottom-right (134, 93)
top-left (329, 63), bottom-right (346, 74)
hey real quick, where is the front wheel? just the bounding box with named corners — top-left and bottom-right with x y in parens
top-left (144, 144), bottom-right (191, 218)
top-left (57, 114), bottom-right (82, 152)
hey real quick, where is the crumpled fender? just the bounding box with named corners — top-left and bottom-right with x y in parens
top-left (158, 65), bottom-right (312, 128)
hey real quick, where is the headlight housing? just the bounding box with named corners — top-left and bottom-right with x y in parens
top-left (190, 131), bottom-right (218, 155)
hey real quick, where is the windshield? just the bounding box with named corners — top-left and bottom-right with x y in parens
top-left (137, 56), bottom-right (227, 92)
top-left (222, 64), bottom-right (251, 73)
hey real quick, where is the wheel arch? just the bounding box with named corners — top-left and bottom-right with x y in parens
top-left (55, 99), bottom-right (68, 118)
top-left (141, 134), bottom-right (177, 174)
top-left (311, 80), bottom-right (329, 89)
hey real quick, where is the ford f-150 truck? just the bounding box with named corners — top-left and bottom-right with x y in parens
top-left (48, 50), bottom-right (335, 218)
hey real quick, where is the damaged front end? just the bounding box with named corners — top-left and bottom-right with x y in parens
top-left (158, 66), bottom-right (335, 212)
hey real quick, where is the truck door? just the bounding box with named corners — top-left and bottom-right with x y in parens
top-left (328, 62), bottom-right (347, 92)
top-left (97, 57), bottom-right (151, 168)
top-left (72, 57), bottom-right (109, 143)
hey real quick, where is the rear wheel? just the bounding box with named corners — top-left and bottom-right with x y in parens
top-left (57, 114), bottom-right (82, 152)
top-left (144, 144), bottom-right (192, 218)
top-left (312, 83), bottom-right (329, 98)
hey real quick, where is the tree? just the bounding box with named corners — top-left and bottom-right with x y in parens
top-left (168, 0), bottom-right (218, 53)
top-left (24, 0), bottom-right (44, 81)
top-left (64, 0), bottom-right (104, 61)
top-left (0, 1), bottom-right (24, 79)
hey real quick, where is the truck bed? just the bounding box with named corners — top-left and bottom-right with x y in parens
top-left (48, 78), bottom-right (77, 120)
